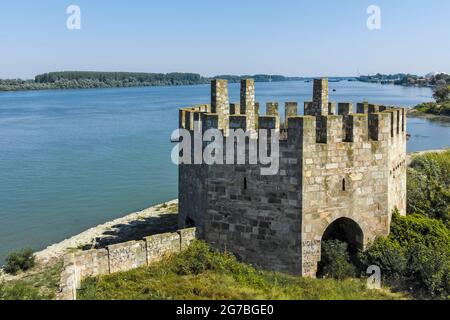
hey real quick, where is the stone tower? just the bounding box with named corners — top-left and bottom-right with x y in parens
top-left (177, 79), bottom-right (407, 277)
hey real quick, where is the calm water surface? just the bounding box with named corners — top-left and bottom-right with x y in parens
top-left (0, 81), bottom-right (448, 262)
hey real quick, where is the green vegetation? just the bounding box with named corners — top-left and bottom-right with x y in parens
top-left (78, 241), bottom-right (402, 300)
top-left (317, 240), bottom-right (356, 280)
top-left (0, 259), bottom-right (63, 300)
top-left (414, 101), bottom-right (450, 116)
top-left (413, 84), bottom-right (450, 116)
top-left (0, 72), bottom-right (207, 91)
top-left (3, 248), bottom-right (36, 275)
top-left (358, 73), bottom-right (450, 87)
top-left (359, 212), bottom-right (450, 299)
top-left (433, 84), bottom-right (450, 103)
top-left (407, 150), bottom-right (450, 226)
top-left (0, 72), bottom-right (303, 92)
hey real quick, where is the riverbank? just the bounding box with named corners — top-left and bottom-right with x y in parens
top-left (407, 107), bottom-right (450, 123)
top-left (1, 199), bottom-right (178, 283)
top-left (37, 199), bottom-right (179, 264)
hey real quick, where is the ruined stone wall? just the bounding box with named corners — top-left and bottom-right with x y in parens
top-left (58, 248), bottom-right (109, 300)
top-left (177, 79), bottom-right (407, 278)
top-left (57, 227), bottom-right (196, 300)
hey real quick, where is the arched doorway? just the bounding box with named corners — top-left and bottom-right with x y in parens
top-left (317, 217), bottom-right (364, 277)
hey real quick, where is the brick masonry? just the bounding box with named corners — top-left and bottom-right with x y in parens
top-left (178, 78), bottom-right (407, 277)
top-left (57, 227), bottom-right (196, 300)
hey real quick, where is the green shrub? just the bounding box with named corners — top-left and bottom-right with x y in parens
top-left (317, 240), bottom-right (356, 280)
top-left (359, 213), bottom-right (450, 299)
top-left (408, 243), bottom-right (450, 298)
top-left (4, 248), bottom-right (36, 275)
top-left (407, 150), bottom-right (450, 226)
top-left (0, 281), bottom-right (43, 300)
top-left (359, 237), bottom-right (407, 281)
top-left (161, 240), bottom-right (260, 281)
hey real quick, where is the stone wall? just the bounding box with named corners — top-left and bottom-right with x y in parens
top-left (57, 227), bottom-right (196, 300)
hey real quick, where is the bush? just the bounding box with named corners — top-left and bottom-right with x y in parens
top-left (160, 240), bottom-right (262, 284)
top-left (358, 237), bottom-right (407, 282)
top-left (317, 240), bottom-right (356, 280)
top-left (407, 150), bottom-right (450, 227)
top-left (359, 213), bottom-right (450, 299)
top-left (3, 248), bottom-right (36, 275)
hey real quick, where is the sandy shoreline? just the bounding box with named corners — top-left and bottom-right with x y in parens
top-left (33, 199), bottom-right (178, 265)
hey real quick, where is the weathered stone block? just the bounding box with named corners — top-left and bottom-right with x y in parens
top-left (108, 240), bottom-right (147, 273)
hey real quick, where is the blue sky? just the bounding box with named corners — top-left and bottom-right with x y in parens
top-left (0, 0), bottom-right (449, 78)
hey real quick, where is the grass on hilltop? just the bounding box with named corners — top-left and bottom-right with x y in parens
top-left (78, 240), bottom-right (405, 300)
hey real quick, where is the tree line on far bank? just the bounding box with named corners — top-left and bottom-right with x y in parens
top-left (0, 72), bottom-right (301, 92)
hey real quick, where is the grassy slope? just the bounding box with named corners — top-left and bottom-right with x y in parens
top-left (78, 241), bottom-right (405, 300)
top-left (0, 259), bottom-right (63, 300)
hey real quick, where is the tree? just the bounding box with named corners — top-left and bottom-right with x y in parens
top-left (407, 150), bottom-right (450, 226)
top-left (433, 84), bottom-right (450, 102)
top-left (3, 248), bottom-right (35, 274)
top-left (359, 213), bottom-right (450, 299)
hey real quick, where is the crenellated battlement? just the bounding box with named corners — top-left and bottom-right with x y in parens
top-left (178, 78), bottom-right (406, 146)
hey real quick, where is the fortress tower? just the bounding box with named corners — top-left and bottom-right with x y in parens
top-left (177, 79), bottom-right (407, 277)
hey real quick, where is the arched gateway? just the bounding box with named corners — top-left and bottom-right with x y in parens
top-left (316, 218), bottom-right (364, 277)
top-left (322, 217), bottom-right (364, 256)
